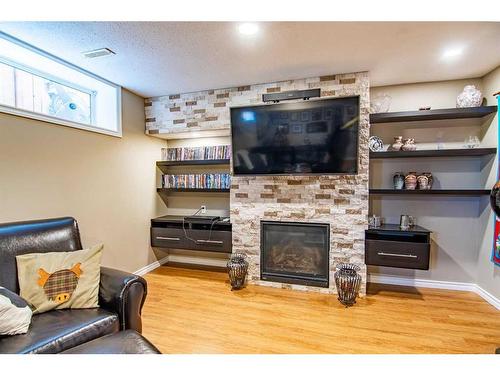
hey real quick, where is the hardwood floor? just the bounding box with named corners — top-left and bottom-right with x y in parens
top-left (142, 266), bottom-right (500, 354)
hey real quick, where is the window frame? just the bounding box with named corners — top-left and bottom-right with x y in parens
top-left (0, 32), bottom-right (122, 137)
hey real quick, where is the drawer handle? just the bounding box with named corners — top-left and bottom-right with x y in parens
top-left (196, 239), bottom-right (223, 245)
top-left (156, 236), bottom-right (181, 241)
top-left (377, 252), bottom-right (417, 259)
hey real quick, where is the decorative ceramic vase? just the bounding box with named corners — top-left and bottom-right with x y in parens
top-left (334, 263), bottom-right (362, 308)
top-left (393, 172), bottom-right (405, 190)
top-left (370, 93), bottom-right (392, 113)
top-left (227, 253), bottom-right (248, 290)
top-left (369, 136), bottom-right (384, 152)
top-left (417, 174), bottom-right (429, 190)
top-left (405, 172), bottom-right (417, 190)
top-left (457, 85), bottom-right (483, 108)
top-left (391, 136), bottom-right (403, 151)
top-left (401, 138), bottom-right (417, 151)
top-left (423, 172), bottom-right (433, 189)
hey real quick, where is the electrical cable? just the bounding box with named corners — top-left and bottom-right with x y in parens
top-left (182, 207), bottom-right (223, 244)
top-left (182, 207), bottom-right (202, 244)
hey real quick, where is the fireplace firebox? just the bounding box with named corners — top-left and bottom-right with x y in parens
top-left (260, 221), bottom-right (329, 287)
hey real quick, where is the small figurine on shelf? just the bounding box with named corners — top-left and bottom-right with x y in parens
top-left (368, 215), bottom-right (382, 228)
top-left (393, 172), bottom-right (405, 190)
top-left (390, 136), bottom-right (403, 151)
top-left (423, 172), bottom-right (433, 189)
top-left (417, 174), bottom-right (430, 190)
top-left (401, 138), bottom-right (417, 151)
top-left (405, 172), bottom-right (417, 190)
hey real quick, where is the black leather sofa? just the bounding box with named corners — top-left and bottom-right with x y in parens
top-left (0, 217), bottom-right (148, 354)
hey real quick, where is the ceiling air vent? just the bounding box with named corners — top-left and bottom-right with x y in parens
top-left (82, 48), bottom-right (116, 59)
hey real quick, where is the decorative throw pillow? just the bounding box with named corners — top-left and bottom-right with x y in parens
top-left (16, 244), bottom-right (103, 314)
top-left (0, 287), bottom-right (33, 335)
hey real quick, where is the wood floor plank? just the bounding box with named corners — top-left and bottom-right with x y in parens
top-left (141, 266), bottom-right (500, 354)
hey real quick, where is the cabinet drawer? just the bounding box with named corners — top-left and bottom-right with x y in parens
top-left (151, 227), bottom-right (232, 253)
top-left (151, 227), bottom-right (188, 248)
top-left (365, 239), bottom-right (430, 270)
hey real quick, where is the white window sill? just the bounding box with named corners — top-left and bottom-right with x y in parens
top-left (0, 104), bottom-right (122, 138)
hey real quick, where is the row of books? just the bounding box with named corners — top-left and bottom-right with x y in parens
top-left (161, 174), bottom-right (231, 189)
top-left (162, 145), bottom-right (231, 161)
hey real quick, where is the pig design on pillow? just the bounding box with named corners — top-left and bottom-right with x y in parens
top-left (37, 263), bottom-right (82, 304)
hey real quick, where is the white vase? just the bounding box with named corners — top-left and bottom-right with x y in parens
top-left (456, 85), bottom-right (483, 108)
top-left (370, 93), bottom-right (392, 113)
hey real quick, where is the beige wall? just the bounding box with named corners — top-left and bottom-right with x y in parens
top-left (0, 89), bottom-right (168, 273)
top-left (370, 71), bottom-right (499, 297)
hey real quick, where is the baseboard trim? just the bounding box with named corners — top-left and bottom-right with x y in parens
top-left (134, 256), bottom-right (169, 276)
top-left (368, 274), bottom-right (500, 310)
top-left (133, 254), bottom-right (227, 276)
top-left (474, 284), bottom-right (500, 310)
top-left (167, 261), bottom-right (226, 272)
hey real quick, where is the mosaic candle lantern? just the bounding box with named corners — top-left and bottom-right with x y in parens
top-left (334, 263), bottom-right (362, 307)
top-left (227, 253), bottom-right (249, 290)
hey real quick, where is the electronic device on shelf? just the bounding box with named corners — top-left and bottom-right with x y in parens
top-left (183, 215), bottom-right (221, 223)
top-left (230, 96), bottom-right (360, 175)
top-left (262, 88), bottom-right (320, 103)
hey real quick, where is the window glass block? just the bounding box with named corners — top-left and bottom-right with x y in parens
top-left (0, 62), bottom-right (15, 107)
top-left (5, 65), bottom-right (92, 125)
top-left (14, 69), bottom-right (35, 112)
top-left (42, 77), bottom-right (91, 125)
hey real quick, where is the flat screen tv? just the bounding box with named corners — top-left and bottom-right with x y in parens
top-left (230, 96), bottom-right (359, 175)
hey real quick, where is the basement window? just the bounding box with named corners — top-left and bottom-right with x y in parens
top-left (0, 32), bottom-right (121, 137)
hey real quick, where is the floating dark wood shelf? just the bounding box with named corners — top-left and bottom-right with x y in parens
top-left (370, 106), bottom-right (497, 124)
top-left (157, 187), bottom-right (230, 193)
top-left (156, 159), bottom-right (230, 173)
top-left (369, 189), bottom-right (490, 196)
top-left (370, 148), bottom-right (497, 159)
top-left (156, 159), bottom-right (230, 166)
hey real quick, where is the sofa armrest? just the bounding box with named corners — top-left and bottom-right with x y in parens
top-left (99, 267), bottom-right (147, 333)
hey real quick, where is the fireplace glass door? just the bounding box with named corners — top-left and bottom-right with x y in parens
top-left (261, 221), bottom-right (329, 287)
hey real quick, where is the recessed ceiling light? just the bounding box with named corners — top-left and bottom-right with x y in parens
top-left (238, 23), bottom-right (259, 36)
top-left (441, 46), bottom-right (464, 60)
top-left (82, 48), bottom-right (116, 59)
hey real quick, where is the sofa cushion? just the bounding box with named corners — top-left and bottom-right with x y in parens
top-left (0, 308), bottom-right (118, 353)
top-left (16, 244), bottom-right (103, 314)
top-left (62, 330), bottom-right (161, 354)
top-left (0, 287), bottom-right (32, 335)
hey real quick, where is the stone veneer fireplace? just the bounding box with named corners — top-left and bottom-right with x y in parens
top-left (230, 72), bottom-right (369, 295)
top-left (145, 71), bottom-right (370, 294)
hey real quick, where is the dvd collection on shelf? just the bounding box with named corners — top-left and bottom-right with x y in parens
top-left (162, 173), bottom-right (231, 189)
top-left (162, 145), bottom-right (231, 161)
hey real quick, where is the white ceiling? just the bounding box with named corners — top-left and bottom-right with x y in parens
top-left (0, 22), bottom-right (499, 98)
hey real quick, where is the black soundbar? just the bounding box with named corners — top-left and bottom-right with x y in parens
top-left (262, 88), bottom-right (321, 103)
